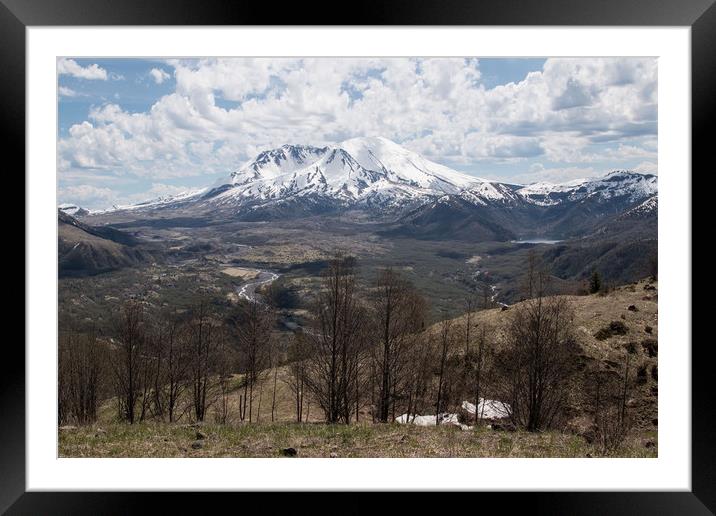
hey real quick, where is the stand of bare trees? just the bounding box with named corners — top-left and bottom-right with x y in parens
top-left (59, 330), bottom-right (105, 425)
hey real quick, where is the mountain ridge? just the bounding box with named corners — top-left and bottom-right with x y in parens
top-left (84, 137), bottom-right (656, 220)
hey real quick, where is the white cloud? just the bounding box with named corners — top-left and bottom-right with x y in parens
top-left (511, 164), bottom-right (599, 185)
top-left (633, 161), bottom-right (658, 175)
top-left (57, 58), bottom-right (108, 80)
top-left (58, 57), bottom-right (657, 186)
top-left (58, 86), bottom-right (81, 97)
top-left (58, 184), bottom-right (116, 207)
top-left (150, 68), bottom-right (171, 84)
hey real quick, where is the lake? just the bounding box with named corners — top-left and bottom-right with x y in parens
top-left (510, 238), bottom-right (563, 245)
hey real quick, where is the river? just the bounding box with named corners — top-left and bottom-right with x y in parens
top-left (236, 270), bottom-right (280, 303)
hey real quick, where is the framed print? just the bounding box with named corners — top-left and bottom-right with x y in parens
top-left (5, 0), bottom-right (712, 512)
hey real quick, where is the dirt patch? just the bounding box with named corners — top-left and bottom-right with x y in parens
top-left (221, 267), bottom-right (260, 279)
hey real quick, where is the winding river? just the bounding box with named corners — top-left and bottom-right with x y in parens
top-left (236, 270), bottom-right (280, 303)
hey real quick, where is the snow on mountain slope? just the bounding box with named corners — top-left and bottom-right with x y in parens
top-left (59, 203), bottom-right (90, 217)
top-left (617, 194), bottom-right (658, 219)
top-left (517, 171), bottom-right (657, 206)
top-left (93, 188), bottom-right (208, 214)
top-left (94, 138), bottom-right (658, 219)
top-left (336, 136), bottom-right (481, 192)
top-left (209, 137), bottom-right (512, 211)
top-left (228, 144), bottom-right (328, 185)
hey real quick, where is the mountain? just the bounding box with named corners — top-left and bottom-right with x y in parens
top-left (201, 137), bottom-right (514, 218)
top-left (58, 210), bottom-right (153, 277)
top-left (59, 203), bottom-right (90, 217)
top-left (384, 195), bottom-right (518, 242)
top-left (93, 137), bottom-right (657, 243)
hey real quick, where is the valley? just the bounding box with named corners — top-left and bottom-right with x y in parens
top-left (59, 137), bottom-right (657, 329)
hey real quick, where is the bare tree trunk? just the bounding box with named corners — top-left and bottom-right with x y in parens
top-left (271, 367), bottom-right (278, 422)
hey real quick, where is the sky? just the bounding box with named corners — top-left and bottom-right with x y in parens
top-left (57, 57), bottom-right (657, 210)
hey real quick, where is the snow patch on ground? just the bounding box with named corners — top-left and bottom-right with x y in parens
top-left (396, 398), bottom-right (511, 431)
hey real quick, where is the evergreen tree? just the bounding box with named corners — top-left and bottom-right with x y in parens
top-left (589, 270), bottom-right (602, 294)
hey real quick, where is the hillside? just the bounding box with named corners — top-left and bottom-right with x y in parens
top-left (58, 211), bottom-right (155, 277)
top-left (59, 278), bottom-right (658, 458)
top-left (439, 278), bottom-right (658, 430)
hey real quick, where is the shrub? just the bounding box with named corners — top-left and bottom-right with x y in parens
top-left (594, 321), bottom-right (629, 340)
top-left (641, 338), bottom-right (658, 357)
top-left (636, 365), bottom-right (648, 385)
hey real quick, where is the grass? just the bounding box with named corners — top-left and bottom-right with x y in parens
top-left (58, 421), bottom-right (657, 458)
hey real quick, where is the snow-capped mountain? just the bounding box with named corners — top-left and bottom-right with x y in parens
top-left (58, 203), bottom-right (90, 217)
top-left (517, 171), bottom-right (657, 207)
top-left (207, 136), bottom-right (509, 212)
top-left (93, 138), bottom-right (657, 239)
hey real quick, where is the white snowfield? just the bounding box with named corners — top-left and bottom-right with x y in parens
top-left (395, 398), bottom-right (512, 431)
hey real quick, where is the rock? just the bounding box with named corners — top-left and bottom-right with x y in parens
top-left (280, 447), bottom-right (298, 457)
top-left (191, 440), bottom-right (204, 450)
top-left (196, 430), bottom-right (207, 440)
top-left (628, 304), bottom-right (638, 312)
top-left (329, 452), bottom-right (339, 458)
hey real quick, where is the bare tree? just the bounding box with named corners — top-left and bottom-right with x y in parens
top-left (146, 312), bottom-right (190, 422)
top-left (469, 323), bottom-right (492, 424)
top-left (269, 337), bottom-right (280, 423)
top-left (434, 318), bottom-right (456, 425)
top-left (186, 301), bottom-right (221, 422)
top-left (402, 328), bottom-right (432, 423)
top-left (522, 249), bottom-right (539, 299)
top-left (369, 268), bottom-right (427, 422)
top-left (109, 300), bottom-right (149, 424)
top-left (161, 313), bottom-right (190, 423)
top-left (213, 329), bottom-right (234, 424)
top-left (284, 332), bottom-right (309, 423)
top-left (495, 268), bottom-right (578, 431)
top-left (583, 354), bottom-right (634, 454)
top-left (304, 253), bottom-right (365, 424)
top-left (232, 299), bottom-right (274, 423)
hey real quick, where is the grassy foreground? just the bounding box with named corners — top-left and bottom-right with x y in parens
top-left (59, 422), bottom-right (657, 458)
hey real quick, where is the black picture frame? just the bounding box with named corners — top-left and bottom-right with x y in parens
top-left (4, 0), bottom-right (710, 512)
